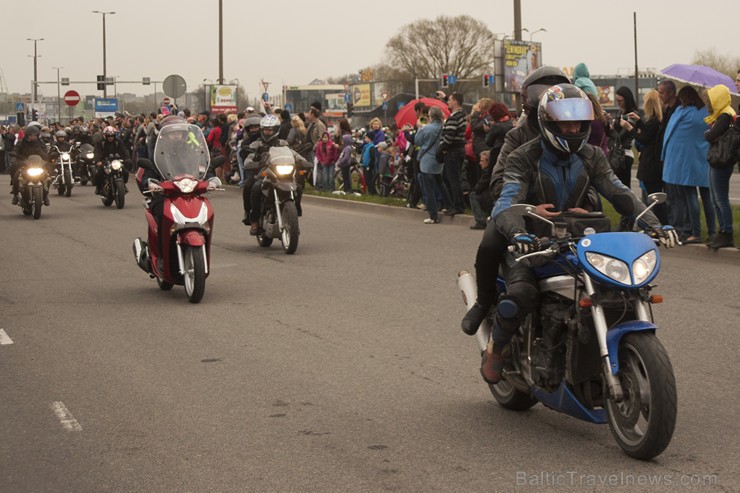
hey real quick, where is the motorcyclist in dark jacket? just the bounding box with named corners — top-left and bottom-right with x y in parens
top-left (239, 114), bottom-right (263, 225)
top-left (246, 114), bottom-right (308, 235)
top-left (93, 126), bottom-right (131, 194)
top-left (478, 83), bottom-right (679, 384)
top-left (9, 125), bottom-right (51, 205)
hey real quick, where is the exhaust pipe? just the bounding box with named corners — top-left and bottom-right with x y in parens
top-left (457, 271), bottom-right (491, 352)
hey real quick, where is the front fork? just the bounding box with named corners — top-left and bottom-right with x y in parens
top-left (272, 188), bottom-right (295, 231)
top-left (175, 242), bottom-right (208, 276)
top-left (582, 276), bottom-right (653, 402)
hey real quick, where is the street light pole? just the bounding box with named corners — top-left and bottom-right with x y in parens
top-left (218, 0), bottom-right (224, 84)
top-left (53, 66), bottom-right (63, 123)
top-left (92, 10), bottom-right (116, 98)
top-left (27, 38), bottom-right (44, 103)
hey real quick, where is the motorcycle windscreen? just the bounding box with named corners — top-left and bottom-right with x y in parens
top-left (153, 123), bottom-right (210, 180)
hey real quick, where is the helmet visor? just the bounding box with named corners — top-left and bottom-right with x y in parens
top-left (541, 98), bottom-right (594, 122)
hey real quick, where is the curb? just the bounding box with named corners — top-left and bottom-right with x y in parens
top-left (301, 194), bottom-right (740, 258)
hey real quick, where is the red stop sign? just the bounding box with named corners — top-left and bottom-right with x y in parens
top-left (64, 90), bottom-right (81, 107)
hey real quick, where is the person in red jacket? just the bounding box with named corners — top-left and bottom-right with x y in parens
top-left (314, 131), bottom-right (338, 192)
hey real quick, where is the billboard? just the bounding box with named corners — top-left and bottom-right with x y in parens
top-left (597, 85), bottom-right (616, 108)
top-left (209, 85), bottom-right (238, 114)
top-left (94, 98), bottom-right (118, 119)
top-left (503, 40), bottom-right (542, 94)
top-left (350, 83), bottom-right (372, 107)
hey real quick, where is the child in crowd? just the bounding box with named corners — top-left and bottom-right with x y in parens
top-left (376, 142), bottom-right (391, 196)
top-left (314, 131), bottom-right (337, 192)
top-left (334, 134), bottom-right (355, 195)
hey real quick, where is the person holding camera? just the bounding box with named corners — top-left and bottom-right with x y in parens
top-left (610, 86), bottom-right (639, 230)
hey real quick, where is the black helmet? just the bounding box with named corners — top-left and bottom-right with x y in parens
top-left (24, 125), bottom-right (41, 138)
top-left (259, 114), bottom-right (280, 144)
top-left (522, 66), bottom-right (571, 111)
top-left (538, 84), bottom-right (594, 154)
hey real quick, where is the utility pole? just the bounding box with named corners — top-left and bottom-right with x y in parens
top-left (27, 38), bottom-right (44, 103)
top-left (92, 11), bottom-right (116, 98)
top-left (218, 0), bottom-right (224, 84)
top-left (53, 66), bottom-right (63, 123)
top-left (633, 12), bottom-right (639, 104)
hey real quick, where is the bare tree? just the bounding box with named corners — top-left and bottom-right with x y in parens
top-left (386, 15), bottom-right (495, 79)
top-left (691, 48), bottom-right (740, 79)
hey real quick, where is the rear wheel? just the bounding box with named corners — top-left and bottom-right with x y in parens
top-left (183, 245), bottom-right (206, 303)
top-left (114, 181), bottom-right (125, 209)
top-left (64, 170), bottom-right (73, 197)
top-left (606, 333), bottom-right (677, 460)
top-left (280, 202), bottom-right (299, 254)
top-left (32, 187), bottom-right (43, 219)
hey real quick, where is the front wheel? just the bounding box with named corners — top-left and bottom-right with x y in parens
top-left (64, 169), bottom-right (73, 197)
top-left (606, 333), bottom-right (677, 460)
top-left (280, 202), bottom-right (299, 254)
top-left (183, 245), bottom-right (206, 303)
top-left (114, 181), bottom-right (125, 209)
top-left (32, 187), bottom-right (43, 219)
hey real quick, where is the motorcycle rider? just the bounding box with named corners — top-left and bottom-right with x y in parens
top-left (93, 125), bottom-right (131, 195)
top-left (479, 83), bottom-right (680, 384)
top-left (461, 67), bottom-right (572, 336)
top-left (239, 113), bottom-right (263, 225)
top-left (9, 125), bottom-right (51, 205)
top-left (246, 114), bottom-right (309, 235)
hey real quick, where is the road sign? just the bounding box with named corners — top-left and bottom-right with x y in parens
top-left (15, 102), bottom-right (25, 112)
top-left (162, 96), bottom-right (171, 106)
top-left (284, 103), bottom-right (294, 113)
top-left (163, 74), bottom-right (187, 99)
top-left (64, 90), bottom-right (81, 107)
top-left (448, 75), bottom-right (457, 85)
top-left (262, 92), bottom-right (269, 102)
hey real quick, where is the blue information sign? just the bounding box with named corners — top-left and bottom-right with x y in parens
top-left (94, 98), bottom-right (119, 112)
top-left (448, 75), bottom-right (457, 85)
top-left (15, 102), bottom-right (25, 112)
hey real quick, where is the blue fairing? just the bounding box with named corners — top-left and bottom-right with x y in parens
top-left (532, 382), bottom-right (607, 424)
top-left (606, 320), bottom-right (657, 374)
top-left (576, 232), bottom-right (660, 288)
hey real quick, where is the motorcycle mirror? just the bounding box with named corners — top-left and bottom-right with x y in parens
top-left (648, 192), bottom-right (667, 205)
top-left (508, 203), bottom-right (557, 237)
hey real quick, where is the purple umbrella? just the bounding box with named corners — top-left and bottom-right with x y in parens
top-left (661, 64), bottom-right (736, 92)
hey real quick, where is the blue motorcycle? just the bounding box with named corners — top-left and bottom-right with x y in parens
top-left (458, 193), bottom-right (677, 460)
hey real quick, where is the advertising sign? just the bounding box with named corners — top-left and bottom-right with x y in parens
top-left (503, 40), bottom-right (542, 93)
top-left (350, 83), bottom-right (372, 107)
top-left (209, 85), bottom-right (238, 114)
top-left (597, 86), bottom-right (616, 108)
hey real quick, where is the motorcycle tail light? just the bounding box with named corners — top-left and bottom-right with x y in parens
top-left (578, 298), bottom-right (593, 308)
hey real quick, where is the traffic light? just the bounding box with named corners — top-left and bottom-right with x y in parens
top-left (441, 74), bottom-right (449, 88)
top-left (346, 102), bottom-right (353, 118)
top-left (482, 74), bottom-right (490, 88)
top-left (31, 109), bottom-right (38, 121)
top-left (97, 75), bottom-right (105, 91)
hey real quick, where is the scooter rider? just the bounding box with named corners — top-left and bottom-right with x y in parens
top-left (239, 113), bottom-right (263, 225)
top-left (9, 125), bottom-right (51, 205)
top-left (246, 114), bottom-right (308, 235)
top-left (479, 83), bottom-right (680, 385)
top-left (94, 125), bottom-right (131, 195)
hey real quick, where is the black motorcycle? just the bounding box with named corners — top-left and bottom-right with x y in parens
top-left (247, 147), bottom-right (303, 254)
top-left (100, 154), bottom-right (127, 209)
top-left (75, 142), bottom-right (96, 186)
top-left (14, 154), bottom-right (50, 219)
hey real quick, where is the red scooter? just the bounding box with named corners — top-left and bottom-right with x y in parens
top-left (132, 121), bottom-right (223, 303)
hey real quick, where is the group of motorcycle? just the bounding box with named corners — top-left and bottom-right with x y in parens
top-left (12, 140), bottom-right (125, 219)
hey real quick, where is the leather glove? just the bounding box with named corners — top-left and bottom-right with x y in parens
top-left (511, 233), bottom-right (541, 254)
top-left (652, 225), bottom-right (679, 248)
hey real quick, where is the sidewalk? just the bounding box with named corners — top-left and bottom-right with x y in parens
top-left (302, 194), bottom-right (740, 258)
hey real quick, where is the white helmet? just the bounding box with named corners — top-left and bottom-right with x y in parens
top-left (259, 114), bottom-right (280, 143)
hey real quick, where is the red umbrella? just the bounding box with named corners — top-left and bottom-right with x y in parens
top-left (394, 97), bottom-right (450, 128)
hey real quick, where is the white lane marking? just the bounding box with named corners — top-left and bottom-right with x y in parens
top-left (0, 329), bottom-right (13, 345)
top-left (51, 402), bottom-right (82, 432)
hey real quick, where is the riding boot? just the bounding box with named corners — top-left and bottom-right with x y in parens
top-left (11, 189), bottom-right (18, 205)
top-left (480, 317), bottom-right (512, 384)
top-left (461, 302), bottom-right (491, 336)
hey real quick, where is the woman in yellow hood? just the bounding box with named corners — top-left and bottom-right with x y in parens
top-left (703, 83), bottom-right (736, 249)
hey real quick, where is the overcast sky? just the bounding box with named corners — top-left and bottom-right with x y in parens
top-left (4, 0), bottom-right (738, 102)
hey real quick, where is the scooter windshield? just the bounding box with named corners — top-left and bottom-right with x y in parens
top-left (153, 123), bottom-right (210, 180)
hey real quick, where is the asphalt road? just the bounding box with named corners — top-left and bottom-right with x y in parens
top-left (1, 176), bottom-right (738, 493)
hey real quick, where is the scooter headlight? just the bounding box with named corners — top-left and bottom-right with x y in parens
top-left (174, 178), bottom-right (198, 194)
top-left (632, 250), bottom-right (657, 285)
top-left (86, 152), bottom-right (95, 159)
top-left (26, 167), bottom-right (45, 178)
top-left (61, 152), bottom-right (70, 160)
top-left (275, 164), bottom-right (294, 176)
top-left (586, 252), bottom-right (631, 286)
top-left (110, 160), bottom-right (123, 171)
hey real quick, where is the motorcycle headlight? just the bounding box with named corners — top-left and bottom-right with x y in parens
top-left (632, 250), bottom-right (657, 285)
top-left (26, 167), bottom-right (45, 177)
top-left (86, 152), bottom-right (95, 159)
top-left (275, 164), bottom-right (294, 176)
top-left (61, 152), bottom-right (70, 160)
top-left (110, 160), bottom-right (122, 171)
top-left (174, 178), bottom-right (197, 194)
top-left (586, 252), bottom-right (631, 286)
